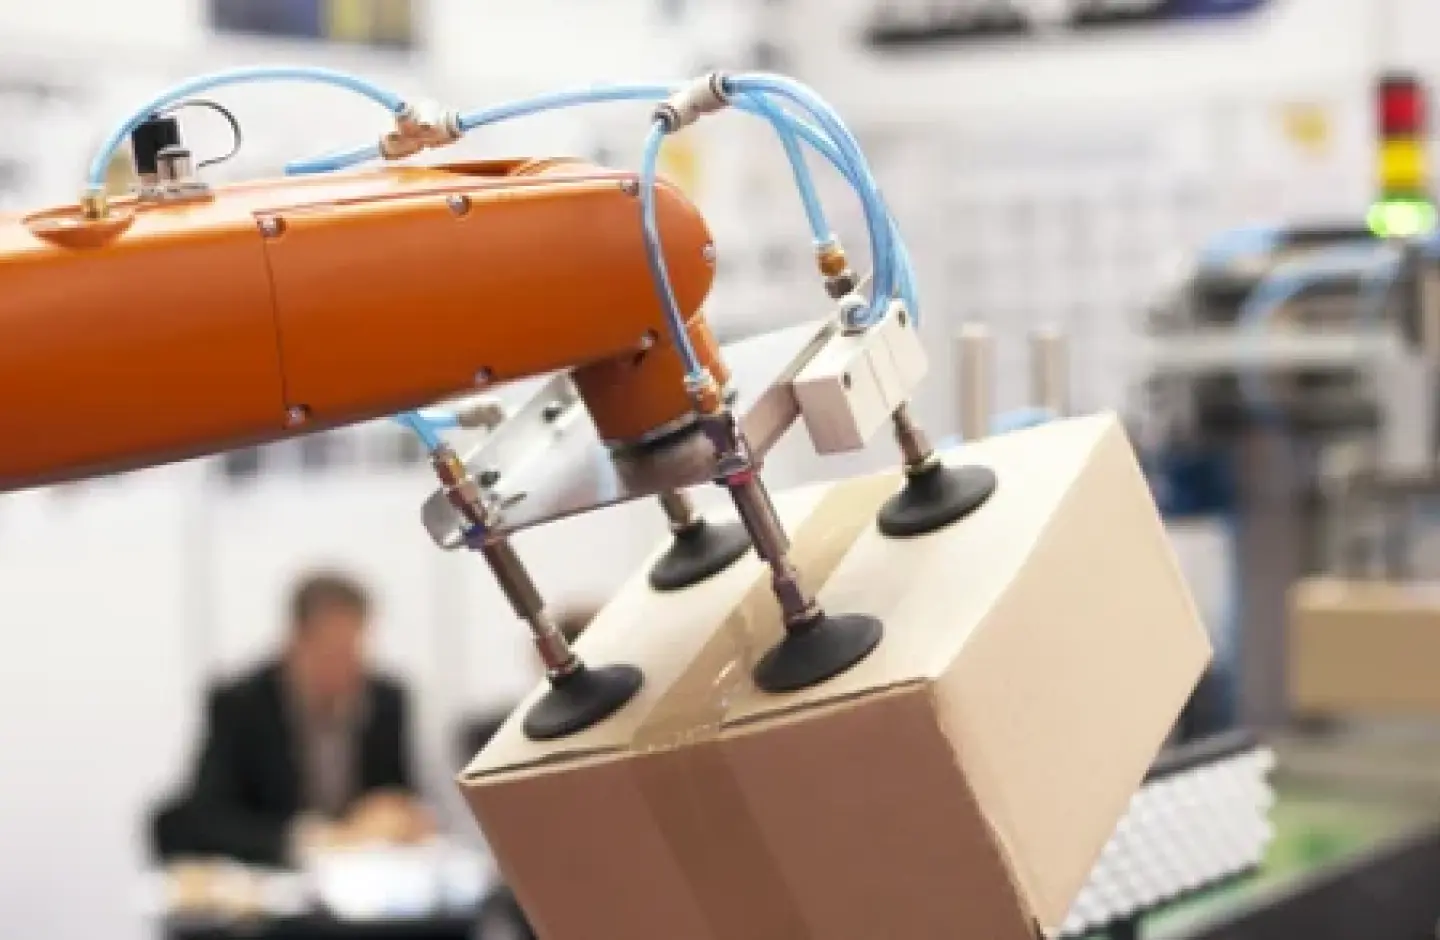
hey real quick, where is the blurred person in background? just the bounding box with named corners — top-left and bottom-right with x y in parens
top-left (156, 571), bottom-right (433, 866)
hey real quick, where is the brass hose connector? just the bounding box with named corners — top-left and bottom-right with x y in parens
top-left (380, 100), bottom-right (463, 161)
top-left (80, 188), bottom-right (109, 220)
top-left (817, 240), bottom-right (857, 299)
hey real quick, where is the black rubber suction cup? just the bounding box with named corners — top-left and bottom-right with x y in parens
top-left (649, 520), bottom-right (753, 591)
top-left (522, 663), bottom-right (643, 741)
top-left (877, 463), bottom-right (997, 538)
top-left (752, 613), bottom-right (884, 693)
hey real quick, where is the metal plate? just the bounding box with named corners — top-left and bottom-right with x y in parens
top-left (420, 320), bottom-right (834, 547)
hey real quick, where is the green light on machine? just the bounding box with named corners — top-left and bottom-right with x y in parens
top-left (1368, 197), bottom-right (1438, 238)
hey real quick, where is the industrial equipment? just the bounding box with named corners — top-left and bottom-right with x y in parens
top-left (1132, 72), bottom-right (1440, 730)
top-left (0, 63), bottom-right (1264, 938)
top-left (0, 65), bottom-right (1004, 743)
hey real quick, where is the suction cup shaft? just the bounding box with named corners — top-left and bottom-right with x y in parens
top-left (700, 411), bottom-right (883, 693)
top-left (428, 443), bottom-right (641, 740)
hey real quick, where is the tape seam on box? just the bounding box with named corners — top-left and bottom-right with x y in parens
top-left (627, 471), bottom-right (903, 938)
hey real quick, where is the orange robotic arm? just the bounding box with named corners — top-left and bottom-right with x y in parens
top-left (0, 157), bottom-right (723, 492)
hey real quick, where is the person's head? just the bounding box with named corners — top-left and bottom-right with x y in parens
top-left (285, 571), bottom-right (372, 711)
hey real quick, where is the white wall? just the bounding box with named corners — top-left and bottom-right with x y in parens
top-left (0, 2), bottom-right (1419, 939)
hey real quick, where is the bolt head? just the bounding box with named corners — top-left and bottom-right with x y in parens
top-left (619, 179), bottom-right (639, 197)
top-left (473, 367), bottom-right (493, 386)
top-left (258, 216), bottom-right (285, 238)
top-left (446, 194), bottom-right (470, 215)
top-left (702, 243), bottom-right (717, 265)
top-left (286, 405), bottom-right (309, 425)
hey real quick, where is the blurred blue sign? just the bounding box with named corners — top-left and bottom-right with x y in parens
top-left (208, 0), bottom-right (415, 50)
top-left (868, 0), bottom-right (1274, 48)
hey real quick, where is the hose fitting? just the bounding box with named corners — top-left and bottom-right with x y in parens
top-left (652, 72), bottom-right (729, 133)
top-left (684, 368), bottom-right (725, 416)
top-left (838, 292), bottom-right (870, 334)
top-left (80, 187), bottom-right (109, 220)
top-left (380, 99), bottom-right (463, 160)
top-left (816, 239), bottom-right (856, 299)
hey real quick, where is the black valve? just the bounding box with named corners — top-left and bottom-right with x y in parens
top-left (130, 114), bottom-right (182, 178)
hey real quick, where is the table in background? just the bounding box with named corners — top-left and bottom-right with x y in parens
top-left (164, 912), bottom-right (476, 940)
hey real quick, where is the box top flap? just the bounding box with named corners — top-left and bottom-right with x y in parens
top-left (468, 415), bottom-right (1124, 785)
top-left (717, 414), bottom-right (1119, 728)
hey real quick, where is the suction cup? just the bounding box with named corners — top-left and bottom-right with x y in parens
top-left (648, 520), bottom-right (752, 591)
top-left (752, 613), bottom-right (883, 693)
top-left (522, 663), bottom-right (643, 741)
top-left (877, 463), bottom-right (996, 538)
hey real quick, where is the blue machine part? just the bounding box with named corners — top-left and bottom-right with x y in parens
top-left (1147, 447), bottom-right (1238, 519)
top-left (1148, 446), bottom-right (1242, 736)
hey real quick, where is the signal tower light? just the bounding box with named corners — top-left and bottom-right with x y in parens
top-left (1370, 73), bottom-right (1437, 239)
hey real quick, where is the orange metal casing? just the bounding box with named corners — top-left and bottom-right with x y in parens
top-left (0, 158), bottom-right (720, 491)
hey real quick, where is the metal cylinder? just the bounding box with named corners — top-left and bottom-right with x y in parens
top-left (1416, 251), bottom-right (1440, 369)
top-left (891, 402), bottom-right (936, 471)
top-left (725, 474), bottom-right (818, 629)
top-left (658, 489), bottom-right (700, 533)
top-left (1028, 325), bottom-right (1070, 417)
top-left (956, 324), bottom-right (994, 441)
top-left (156, 146), bottom-right (196, 186)
top-left (479, 537), bottom-right (578, 679)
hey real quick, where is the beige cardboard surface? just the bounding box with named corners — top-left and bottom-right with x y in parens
top-left (462, 413), bottom-right (1209, 940)
top-left (1291, 577), bottom-right (1440, 714)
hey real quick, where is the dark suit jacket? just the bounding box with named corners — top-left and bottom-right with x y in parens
top-left (158, 661), bottom-right (416, 867)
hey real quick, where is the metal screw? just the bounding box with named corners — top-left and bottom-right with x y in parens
top-left (286, 405), bottom-right (309, 425)
top-left (702, 243), bottom-right (717, 265)
top-left (639, 330), bottom-right (658, 350)
top-left (446, 194), bottom-right (470, 216)
top-left (474, 367), bottom-right (493, 386)
top-left (478, 468), bottom-right (501, 488)
top-left (619, 179), bottom-right (639, 197)
top-left (258, 216), bottom-right (285, 238)
top-left (541, 402), bottom-right (565, 423)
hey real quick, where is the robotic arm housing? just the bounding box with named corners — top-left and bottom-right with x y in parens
top-left (0, 158), bottom-right (722, 491)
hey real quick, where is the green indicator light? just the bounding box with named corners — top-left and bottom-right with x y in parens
top-left (1368, 197), bottom-right (1438, 238)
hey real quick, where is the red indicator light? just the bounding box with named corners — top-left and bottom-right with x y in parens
top-left (1381, 75), bottom-right (1426, 136)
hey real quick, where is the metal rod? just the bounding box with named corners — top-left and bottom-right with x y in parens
top-left (726, 474), bottom-right (820, 630)
top-left (479, 537), bottom-right (579, 680)
top-left (428, 443), bottom-right (579, 680)
top-left (658, 489), bottom-right (700, 533)
top-left (891, 402), bottom-right (938, 472)
top-left (956, 323), bottom-right (994, 441)
top-left (1029, 325), bottom-right (1070, 417)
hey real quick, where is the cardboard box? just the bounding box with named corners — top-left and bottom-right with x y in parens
top-left (1291, 577), bottom-right (1440, 714)
top-left (461, 414), bottom-right (1211, 940)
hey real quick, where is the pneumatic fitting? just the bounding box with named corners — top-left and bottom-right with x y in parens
top-left (816, 239), bottom-right (858, 300)
top-left (380, 99), bottom-right (463, 161)
top-left (652, 72), bottom-right (730, 133)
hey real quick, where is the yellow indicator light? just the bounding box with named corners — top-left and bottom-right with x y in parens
top-left (1380, 137), bottom-right (1429, 191)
